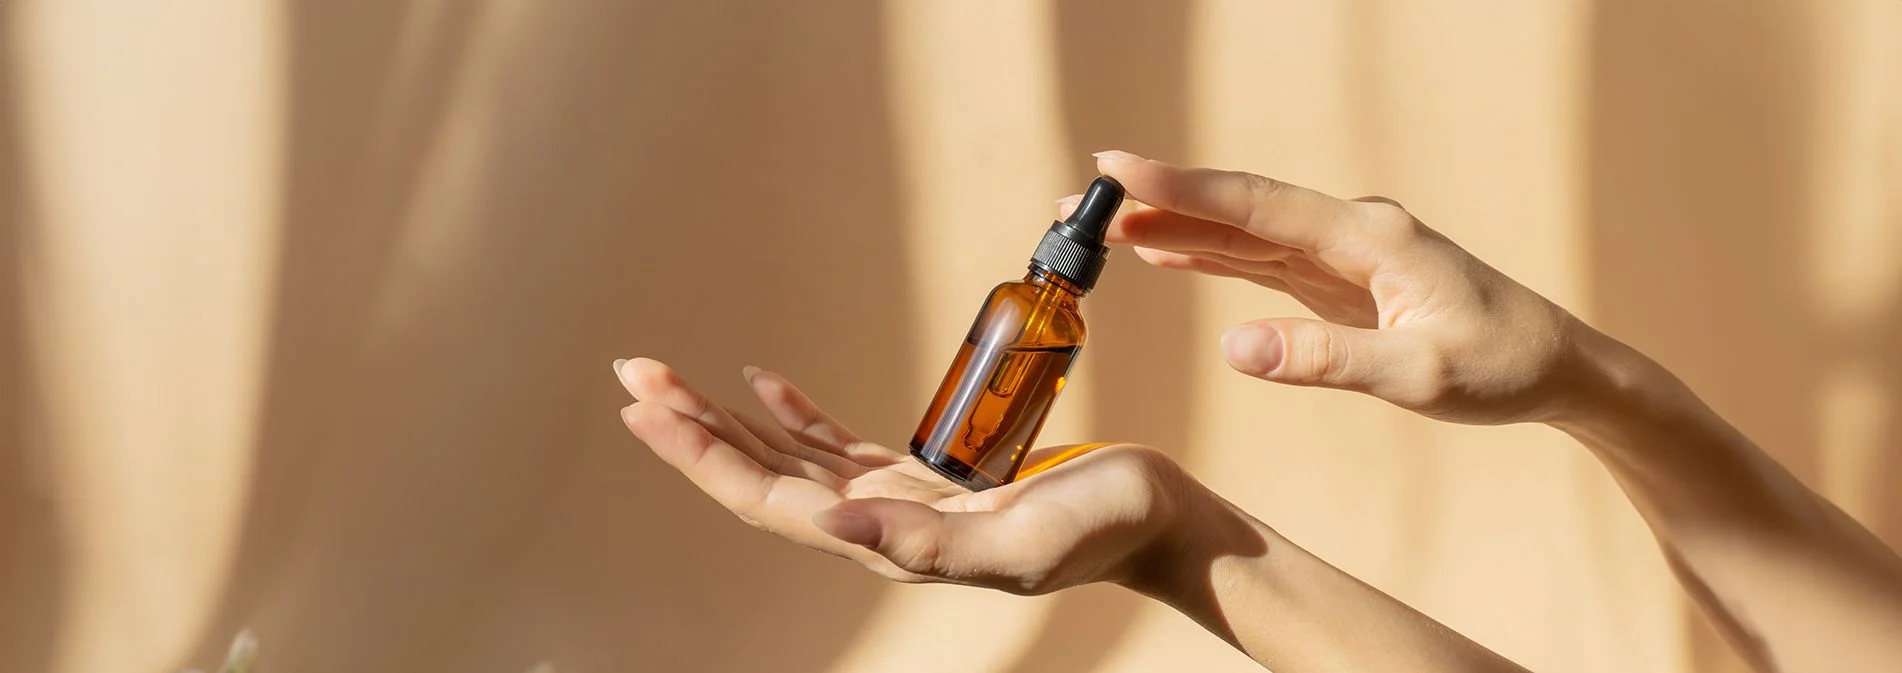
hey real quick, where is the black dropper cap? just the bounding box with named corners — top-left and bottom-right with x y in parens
top-left (1030, 176), bottom-right (1124, 292)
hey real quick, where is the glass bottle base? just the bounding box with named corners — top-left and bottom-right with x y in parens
top-left (908, 443), bottom-right (1004, 492)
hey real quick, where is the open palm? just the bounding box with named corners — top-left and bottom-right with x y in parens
top-left (613, 357), bottom-right (1183, 595)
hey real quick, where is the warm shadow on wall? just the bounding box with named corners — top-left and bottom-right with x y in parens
top-left (0, 29), bottom-right (64, 673)
top-left (1875, 161), bottom-right (1902, 555)
top-left (1585, 3), bottom-right (1855, 673)
top-left (185, 2), bottom-right (906, 671)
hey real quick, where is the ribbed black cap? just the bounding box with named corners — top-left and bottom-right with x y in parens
top-left (1031, 176), bottom-right (1124, 292)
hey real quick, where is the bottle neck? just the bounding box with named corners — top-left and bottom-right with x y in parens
top-left (1025, 265), bottom-right (1087, 299)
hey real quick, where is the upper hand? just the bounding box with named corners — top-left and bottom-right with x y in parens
top-left (612, 357), bottom-right (1190, 595)
top-left (1077, 150), bottom-right (1593, 425)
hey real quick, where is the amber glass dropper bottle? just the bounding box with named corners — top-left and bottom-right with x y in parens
top-left (909, 176), bottom-right (1125, 491)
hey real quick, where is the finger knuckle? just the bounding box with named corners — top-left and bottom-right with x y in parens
top-left (1354, 195), bottom-right (1406, 210)
top-left (759, 376), bottom-right (797, 405)
top-left (671, 418), bottom-right (728, 473)
top-left (1149, 173), bottom-right (1190, 213)
top-left (758, 447), bottom-right (791, 474)
top-left (892, 536), bottom-right (943, 575)
top-left (1005, 560), bottom-right (1063, 596)
top-left (1239, 174), bottom-right (1287, 229)
top-left (1286, 326), bottom-right (1342, 386)
top-left (1353, 200), bottom-right (1425, 242)
top-left (1392, 344), bottom-right (1461, 413)
top-left (678, 392), bottom-right (714, 420)
top-left (1241, 171), bottom-right (1284, 201)
top-left (672, 413), bottom-right (713, 451)
top-left (627, 358), bottom-right (682, 392)
top-left (797, 403), bottom-right (830, 434)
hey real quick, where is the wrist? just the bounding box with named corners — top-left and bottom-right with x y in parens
top-left (1114, 478), bottom-right (1534, 672)
top-left (1116, 474), bottom-right (1279, 609)
top-left (1540, 319), bottom-right (1788, 519)
top-left (1540, 323), bottom-right (1844, 549)
top-left (1543, 317), bottom-right (1703, 437)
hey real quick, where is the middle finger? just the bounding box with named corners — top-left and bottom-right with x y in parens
top-left (617, 358), bottom-right (845, 486)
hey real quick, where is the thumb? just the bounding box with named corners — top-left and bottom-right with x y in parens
top-left (813, 499), bottom-right (1012, 578)
top-left (1221, 318), bottom-right (1405, 394)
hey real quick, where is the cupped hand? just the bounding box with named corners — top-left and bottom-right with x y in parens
top-left (1071, 150), bottom-right (1594, 425)
top-left (612, 357), bottom-right (1189, 595)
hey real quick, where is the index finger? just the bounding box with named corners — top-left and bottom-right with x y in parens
top-left (1094, 150), bottom-right (1353, 253)
top-left (622, 401), bottom-right (853, 551)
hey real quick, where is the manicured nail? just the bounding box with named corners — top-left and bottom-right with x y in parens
top-left (1092, 149), bottom-right (1146, 163)
top-left (613, 358), bottom-right (628, 378)
top-left (813, 509), bottom-right (881, 546)
top-left (742, 365), bottom-right (761, 382)
top-left (1057, 194), bottom-right (1083, 217)
top-left (1221, 327), bottom-right (1283, 375)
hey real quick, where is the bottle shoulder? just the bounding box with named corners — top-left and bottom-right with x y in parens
top-left (968, 279), bottom-right (1086, 348)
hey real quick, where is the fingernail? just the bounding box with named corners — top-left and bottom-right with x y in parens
top-left (1057, 194), bottom-right (1083, 217)
top-left (1092, 149), bottom-right (1146, 163)
top-left (612, 358), bottom-right (629, 378)
top-left (813, 509), bottom-right (881, 546)
top-left (742, 365), bottom-right (761, 382)
top-left (1221, 327), bottom-right (1283, 375)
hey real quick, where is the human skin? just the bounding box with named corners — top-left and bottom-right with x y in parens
top-left (612, 151), bottom-right (1902, 672)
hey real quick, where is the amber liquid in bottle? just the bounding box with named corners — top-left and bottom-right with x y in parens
top-left (910, 175), bottom-right (1122, 490)
top-left (910, 267), bottom-right (1087, 490)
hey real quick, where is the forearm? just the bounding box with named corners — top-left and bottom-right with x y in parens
top-left (1121, 486), bottom-right (1530, 673)
top-left (1550, 323), bottom-right (1902, 671)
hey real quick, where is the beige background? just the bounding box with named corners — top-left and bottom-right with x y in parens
top-left (2, 1), bottom-right (1900, 672)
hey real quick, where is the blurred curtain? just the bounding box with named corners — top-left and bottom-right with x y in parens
top-left (1, 1), bottom-right (1898, 672)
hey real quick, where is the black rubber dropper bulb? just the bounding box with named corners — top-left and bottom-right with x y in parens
top-left (1030, 176), bottom-right (1124, 292)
